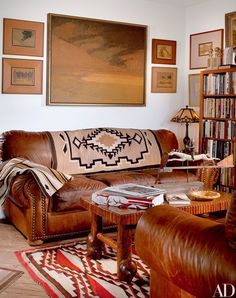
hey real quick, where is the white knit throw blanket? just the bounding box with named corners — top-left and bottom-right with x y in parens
top-left (0, 158), bottom-right (72, 206)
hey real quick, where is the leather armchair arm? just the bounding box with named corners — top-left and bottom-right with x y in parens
top-left (135, 205), bottom-right (236, 297)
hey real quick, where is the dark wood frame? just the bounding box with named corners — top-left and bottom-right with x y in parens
top-left (47, 13), bottom-right (147, 106)
top-left (3, 18), bottom-right (44, 56)
top-left (152, 39), bottom-right (176, 64)
top-left (2, 58), bottom-right (43, 94)
top-left (190, 29), bottom-right (223, 70)
top-left (225, 11), bottom-right (236, 47)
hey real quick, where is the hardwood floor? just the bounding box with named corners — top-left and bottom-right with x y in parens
top-left (0, 220), bottom-right (87, 297)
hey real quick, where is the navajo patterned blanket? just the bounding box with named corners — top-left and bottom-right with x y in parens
top-left (48, 128), bottom-right (161, 175)
top-left (0, 158), bottom-right (72, 206)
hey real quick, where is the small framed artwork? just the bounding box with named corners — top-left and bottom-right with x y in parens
top-left (188, 74), bottom-right (200, 107)
top-left (190, 29), bottom-right (223, 69)
top-left (2, 58), bottom-right (43, 94)
top-left (3, 18), bottom-right (44, 56)
top-left (151, 67), bottom-right (177, 93)
top-left (152, 39), bottom-right (176, 64)
top-left (225, 11), bottom-right (236, 47)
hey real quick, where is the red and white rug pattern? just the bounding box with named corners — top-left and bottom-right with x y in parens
top-left (16, 240), bottom-right (149, 297)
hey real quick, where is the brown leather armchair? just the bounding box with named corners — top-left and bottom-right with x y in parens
top-left (135, 194), bottom-right (236, 298)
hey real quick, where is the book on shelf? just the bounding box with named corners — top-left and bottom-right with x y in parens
top-left (165, 193), bottom-right (191, 205)
top-left (92, 183), bottom-right (165, 209)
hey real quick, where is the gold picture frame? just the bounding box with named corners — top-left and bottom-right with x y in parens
top-left (152, 39), bottom-right (176, 64)
top-left (190, 29), bottom-right (223, 69)
top-left (151, 67), bottom-right (177, 93)
top-left (3, 18), bottom-right (44, 56)
top-left (47, 13), bottom-right (147, 106)
top-left (225, 11), bottom-right (236, 47)
top-left (2, 58), bottom-right (43, 94)
top-left (188, 73), bottom-right (200, 107)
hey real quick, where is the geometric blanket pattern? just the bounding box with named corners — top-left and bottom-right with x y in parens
top-left (15, 240), bottom-right (150, 298)
top-left (48, 128), bottom-right (161, 175)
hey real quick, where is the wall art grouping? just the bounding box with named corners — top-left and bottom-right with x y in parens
top-left (2, 18), bottom-right (44, 94)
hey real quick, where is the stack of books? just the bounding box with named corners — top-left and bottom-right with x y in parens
top-left (92, 183), bottom-right (165, 209)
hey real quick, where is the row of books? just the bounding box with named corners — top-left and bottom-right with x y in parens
top-left (203, 72), bottom-right (236, 95)
top-left (219, 168), bottom-right (235, 188)
top-left (203, 139), bottom-right (232, 160)
top-left (203, 97), bottom-right (236, 119)
top-left (91, 183), bottom-right (190, 209)
top-left (202, 119), bottom-right (236, 139)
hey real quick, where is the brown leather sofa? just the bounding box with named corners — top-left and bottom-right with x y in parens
top-left (1, 128), bottom-right (202, 245)
top-left (135, 195), bottom-right (236, 298)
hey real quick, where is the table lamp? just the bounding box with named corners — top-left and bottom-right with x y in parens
top-left (171, 105), bottom-right (199, 148)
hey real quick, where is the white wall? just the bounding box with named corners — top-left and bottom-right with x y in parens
top-left (0, 0), bottom-right (186, 136)
top-left (185, 0), bottom-right (236, 149)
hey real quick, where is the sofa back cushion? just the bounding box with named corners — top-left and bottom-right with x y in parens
top-left (3, 130), bottom-right (52, 168)
top-left (48, 128), bottom-right (163, 175)
top-left (225, 191), bottom-right (236, 249)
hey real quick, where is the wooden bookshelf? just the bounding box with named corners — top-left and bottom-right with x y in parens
top-left (199, 67), bottom-right (236, 191)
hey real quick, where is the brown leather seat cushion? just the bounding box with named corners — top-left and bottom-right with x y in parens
top-left (225, 191), bottom-right (236, 249)
top-left (51, 175), bottom-right (107, 212)
top-left (89, 170), bottom-right (157, 186)
top-left (158, 170), bottom-right (199, 183)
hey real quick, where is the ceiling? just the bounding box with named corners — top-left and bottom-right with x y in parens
top-left (148, 0), bottom-right (208, 7)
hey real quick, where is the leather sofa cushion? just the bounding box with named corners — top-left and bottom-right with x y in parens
top-left (225, 191), bottom-right (236, 249)
top-left (51, 175), bottom-right (107, 212)
top-left (89, 170), bottom-right (157, 186)
top-left (158, 170), bottom-right (199, 183)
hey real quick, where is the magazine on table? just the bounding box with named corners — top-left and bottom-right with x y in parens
top-left (92, 183), bottom-right (165, 209)
top-left (165, 193), bottom-right (191, 205)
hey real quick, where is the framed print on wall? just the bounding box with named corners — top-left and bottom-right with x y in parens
top-left (190, 29), bottom-right (223, 69)
top-left (152, 39), bottom-right (176, 64)
top-left (225, 11), bottom-right (236, 46)
top-left (188, 74), bottom-right (200, 107)
top-left (2, 58), bottom-right (43, 94)
top-left (47, 13), bottom-right (147, 106)
top-left (3, 18), bottom-right (44, 56)
top-left (151, 67), bottom-right (177, 93)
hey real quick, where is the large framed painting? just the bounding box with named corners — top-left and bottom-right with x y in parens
top-left (47, 14), bottom-right (147, 105)
top-left (3, 18), bottom-right (44, 56)
top-left (2, 58), bottom-right (43, 94)
top-left (225, 11), bottom-right (236, 46)
top-left (152, 39), bottom-right (176, 64)
top-left (190, 29), bottom-right (223, 69)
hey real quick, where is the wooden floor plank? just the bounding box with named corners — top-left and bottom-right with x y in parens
top-left (0, 221), bottom-right (87, 297)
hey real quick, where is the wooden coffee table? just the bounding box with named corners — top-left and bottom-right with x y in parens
top-left (80, 191), bottom-right (232, 283)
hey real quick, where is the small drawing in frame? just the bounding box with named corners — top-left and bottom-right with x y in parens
top-left (152, 39), bottom-right (176, 64)
top-left (151, 67), bottom-right (177, 93)
top-left (188, 74), bottom-right (200, 107)
top-left (190, 29), bottom-right (223, 69)
top-left (3, 18), bottom-right (44, 56)
top-left (2, 58), bottom-right (43, 94)
top-left (225, 11), bottom-right (236, 47)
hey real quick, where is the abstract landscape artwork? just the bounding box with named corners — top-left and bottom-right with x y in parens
top-left (47, 14), bottom-right (147, 105)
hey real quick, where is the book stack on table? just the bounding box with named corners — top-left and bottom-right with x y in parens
top-left (92, 183), bottom-right (165, 209)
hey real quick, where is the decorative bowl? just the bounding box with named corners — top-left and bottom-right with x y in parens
top-left (189, 190), bottom-right (221, 201)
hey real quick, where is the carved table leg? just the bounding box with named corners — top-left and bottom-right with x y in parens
top-left (87, 213), bottom-right (104, 259)
top-left (117, 224), bottom-right (137, 283)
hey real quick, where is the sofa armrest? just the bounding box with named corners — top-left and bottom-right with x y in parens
top-left (135, 205), bottom-right (236, 297)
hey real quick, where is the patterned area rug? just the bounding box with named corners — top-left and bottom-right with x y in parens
top-left (15, 240), bottom-right (149, 298)
top-left (0, 267), bottom-right (23, 293)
